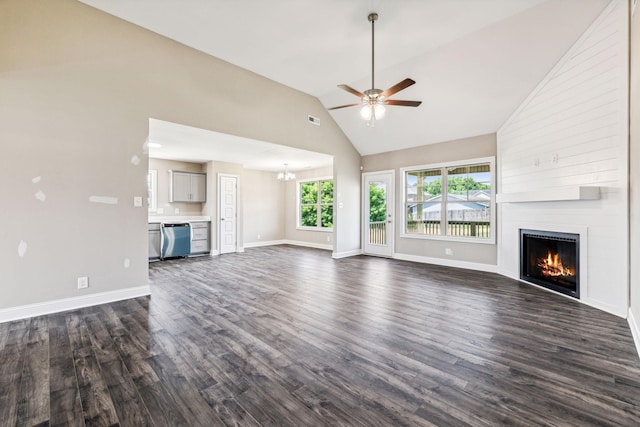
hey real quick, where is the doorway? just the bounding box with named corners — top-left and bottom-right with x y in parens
top-left (219, 174), bottom-right (238, 254)
top-left (363, 170), bottom-right (394, 257)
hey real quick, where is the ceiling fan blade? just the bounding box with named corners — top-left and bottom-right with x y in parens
top-left (337, 84), bottom-right (365, 98)
top-left (382, 78), bottom-right (416, 98)
top-left (385, 100), bottom-right (422, 107)
top-left (328, 103), bottom-right (361, 111)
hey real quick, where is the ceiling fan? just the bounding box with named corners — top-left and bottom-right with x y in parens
top-left (328, 12), bottom-right (422, 125)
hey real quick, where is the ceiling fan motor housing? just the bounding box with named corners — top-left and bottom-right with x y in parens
top-left (364, 88), bottom-right (384, 105)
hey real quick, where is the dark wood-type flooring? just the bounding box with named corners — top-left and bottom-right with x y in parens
top-left (2, 245), bottom-right (640, 426)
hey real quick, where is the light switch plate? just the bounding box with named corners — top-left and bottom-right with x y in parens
top-left (133, 196), bottom-right (143, 207)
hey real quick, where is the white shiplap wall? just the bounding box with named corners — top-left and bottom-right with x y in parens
top-left (497, 0), bottom-right (628, 317)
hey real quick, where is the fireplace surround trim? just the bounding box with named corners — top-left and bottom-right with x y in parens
top-left (512, 224), bottom-right (588, 302)
top-left (520, 228), bottom-right (580, 298)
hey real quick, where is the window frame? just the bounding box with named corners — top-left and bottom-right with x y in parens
top-left (296, 176), bottom-right (334, 232)
top-left (147, 169), bottom-right (158, 212)
top-left (400, 157), bottom-right (495, 244)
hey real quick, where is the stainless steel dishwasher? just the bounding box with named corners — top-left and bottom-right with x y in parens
top-left (161, 223), bottom-right (191, 259)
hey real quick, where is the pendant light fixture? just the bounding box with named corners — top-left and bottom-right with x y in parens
top-left (277, 163), bottom-right (296, 181)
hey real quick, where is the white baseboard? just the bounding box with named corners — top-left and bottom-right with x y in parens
top-left (0, 285), bottom-right (151, 324)
top-left (243, 240), bottom-right (285, 248)
top-left (242, 240), bottom-right (332, 251)
top-left (332, 249), bottom-right (363, 259)
top-left (394, 253), bottom-right (498, 273)
top-left (282, 240), bottom-right (333, 251)
top-left (628, 308), bottom-right (640, 359)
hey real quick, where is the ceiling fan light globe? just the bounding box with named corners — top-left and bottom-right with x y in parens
top-left (374, 103), bottom-right (386, 119)
top-left (360, 105), bottom-right (373, 120)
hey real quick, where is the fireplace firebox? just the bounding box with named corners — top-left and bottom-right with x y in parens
top-left (520, 229), bottom-right (579, 299)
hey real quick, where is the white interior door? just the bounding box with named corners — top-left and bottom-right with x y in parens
top-left (219, 175), bottom-right (238, 254)
top-left (363, 171), bottom-right (394, 257)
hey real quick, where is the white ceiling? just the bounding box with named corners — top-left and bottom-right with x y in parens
top-left (80, 0), bottom-right (611, 157)
top-left (148, 119), bottom-right (333, 172)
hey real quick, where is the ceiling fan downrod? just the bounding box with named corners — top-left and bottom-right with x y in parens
top-left (369, 12), bottom-right (377, 91)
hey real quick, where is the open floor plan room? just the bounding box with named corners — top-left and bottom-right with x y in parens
top-left (2, 246), bottom-right (639, 426)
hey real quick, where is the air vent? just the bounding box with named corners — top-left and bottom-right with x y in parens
top-left (307, 115), bottom-right (320, 126)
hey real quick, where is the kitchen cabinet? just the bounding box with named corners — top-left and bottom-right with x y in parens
top-left (148, 223), bottom-right (161, 261)
top-left (169, 171), bottom-right (206, 203)
top-left (190, 221), bottom-right (210, 256)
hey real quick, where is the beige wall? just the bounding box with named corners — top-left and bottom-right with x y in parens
top-left (362, 134), bottom-right (497, 266)
top-left (285, 166), bottom-right (335, 247)
top-left (149, 158), bottom-right (206, 216)
top-left (630, 1), bottom-right (640, 326)
top-left (243, 169), bottom-right (285, 245)
top-left (0, 0), bottom-right (360, 311)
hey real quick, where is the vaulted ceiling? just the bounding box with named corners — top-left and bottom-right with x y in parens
top-left (79, 0), bottom-right (611, 156)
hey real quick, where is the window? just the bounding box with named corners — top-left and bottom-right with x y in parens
top-left (147, 169), bottom-right (157, 212)
top-left (402, 158), bottom-right (494, 242)
top-left (298, 178), bottom-right (333, 230)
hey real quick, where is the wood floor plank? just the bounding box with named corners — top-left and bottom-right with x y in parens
top-left (146, 352), bottom-right (225, 426)
top-left (0, 319), bottom-right (30, 426)
top-left (49, 314), bottom-right (83, 427)
top-left (73, 346), bottom-right (120, 426)
top-left (201, 383), bottom-right (262, 427)
top-left (16, 316), bottom-right (50, 427)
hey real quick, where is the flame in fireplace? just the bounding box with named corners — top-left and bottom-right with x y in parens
top-left (538, 251), bottom-right (574, 278)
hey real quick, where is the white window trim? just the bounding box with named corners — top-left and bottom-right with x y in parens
top-left (399, 157), bottom-right (496, 244)
top-left (148, 169), bottom-right (158, 212)
top-left (296, 176), bottom-right (334, 232)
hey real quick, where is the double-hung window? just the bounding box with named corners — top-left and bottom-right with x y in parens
top-left (402, 157), bottom-right (494, 242)
top-left (298, 178), bottom-right (333, 230)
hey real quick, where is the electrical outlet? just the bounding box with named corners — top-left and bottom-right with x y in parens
top-left (77, 276), bottom-right (89, 289)
top-left (174, 207), bottom-right (180, 215)
top-left (327, 236), bottom-right (331, 242)
top-left (445, 248), bottom-right (453, 256)
top-left (133, 196), bottom-right (143, 207)
top-left (257, 234), bottom-right (261, 240)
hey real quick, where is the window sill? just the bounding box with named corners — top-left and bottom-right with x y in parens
top-left (400, 233), bottom-right (496, 245)
top-left (296, 227), bottom-right (334, 233)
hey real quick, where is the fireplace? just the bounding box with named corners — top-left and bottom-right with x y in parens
top-left (520, 229), bottom-right (580, 299)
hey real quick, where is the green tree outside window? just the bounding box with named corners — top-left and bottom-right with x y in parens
top-left (300, 179), bottom-right (333, 228)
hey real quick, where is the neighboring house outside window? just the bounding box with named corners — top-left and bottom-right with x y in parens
top-left (401, 157), bottom-right (495, 243)
top-left (298, 178), bottom-right (333, 230)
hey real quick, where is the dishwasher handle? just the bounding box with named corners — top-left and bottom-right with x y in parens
top-left (162, 223), bottom-right (190, 228)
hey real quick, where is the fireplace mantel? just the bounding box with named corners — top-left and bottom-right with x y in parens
top-left (496, 186), bottom-right (600, 204)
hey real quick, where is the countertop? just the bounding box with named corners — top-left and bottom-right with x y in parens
top-left (148, 216), bottom-right (211, 223)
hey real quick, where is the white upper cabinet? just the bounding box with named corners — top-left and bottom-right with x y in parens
top-left (169, 171), bottom-right (206, 203)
